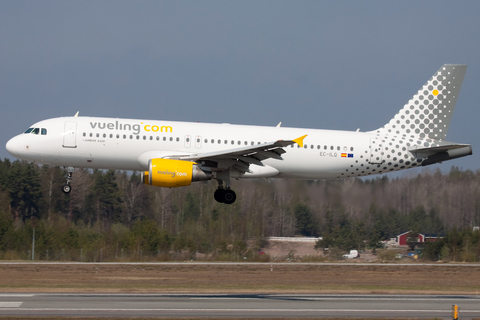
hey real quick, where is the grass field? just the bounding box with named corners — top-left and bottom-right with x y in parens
top-left (0, 311), bottom-right (477, 320)
top-left (0, 262), bottom-right (480, 294)
top-left (0, 318), bottom-right (472, 320)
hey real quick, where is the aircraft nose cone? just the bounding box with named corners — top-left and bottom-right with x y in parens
top-left (6, 136), bottom-right (21, 156)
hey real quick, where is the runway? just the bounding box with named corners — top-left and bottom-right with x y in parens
top-left (1, 261), bottom-right (479, 266)
top-left (1, 293), bottom-right (480, 319)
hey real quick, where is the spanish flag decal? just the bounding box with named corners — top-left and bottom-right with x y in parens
top-left (341, 153), bottom-right (347, 158)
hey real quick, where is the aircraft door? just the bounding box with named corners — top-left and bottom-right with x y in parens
top-left (184, 135), bottom-right (191, 148)
top-left (63, 122), bottom-right (77, 148)
top-left (195, 135), bottom-right (202, 149)
top-left (369, 138), bottom-right (383, 164)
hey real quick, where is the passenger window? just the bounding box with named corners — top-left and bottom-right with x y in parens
top-left (96, 133), bottom-right (99, 138)
top-left (304, 145), bottom-right (308, 149)
top-left (330, 146), bottom-right (334, 150)
top-left (231, 140), bottom-right (234, 145)
top-left (311, 145), bottom-right (314, 149)
top-left (204, 139), bottom-right (207, 143)
top-left (350, 147), bottom-right (354, 151)
top-left (237, 141), bottom-right (241, 145)
top-left (169, 137), bottom-right (173, 141)
top-left (136, 135), bottom-right (140, 140)
top-left (176, 137), bottom-right (179, 142)
top-left (109, 134), bottom-right (113, 138)
top-left (116, 134), bottom-right (120, 139)
top-left (156, 136), bottom-right (159, 141)
top-left (150, 136), bottom-right (153, 140)
top-left (163, 137), bottom-right (166, 141)
top-left (103, 134), bottom-right (106, 138)
top-left (211, 139), bottom-right (215, 144)
top-left (317, 145), bottom-right (320, 149)
top-left (224, 140), bottom-right (227, 144)
top-left (324, 145), bottom-right (327, 150)
top-left (83, 132), bottom-right (86, 137)
top-left (130, 135), bottom-right (133, 139)
top-left (186, 137), bottom-right (190, 142)
top-left (24, 128), bottom-right (34, 134)
top-left (123, 135), bottom-right (126, 139)
top-left (41, 128), bottom-right (47, 135)
top-left (337, 146), bottom-right (340, 151)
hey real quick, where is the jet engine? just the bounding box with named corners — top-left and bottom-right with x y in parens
top-left (142, 158), bottom-right (211, 188)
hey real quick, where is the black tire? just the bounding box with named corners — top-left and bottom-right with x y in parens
top-left (62, 185), bottom-right (72, 194)
top-left (214, 189), bottom-right (225, 203)
top-left (223, 189), bottom-right (236, 204)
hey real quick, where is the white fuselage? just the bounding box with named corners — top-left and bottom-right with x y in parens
top-left (6, 115), bottom-right (396, 180)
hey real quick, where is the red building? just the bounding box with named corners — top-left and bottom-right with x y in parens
top-left (396, 231), bottom-right (424, 246)
top-left (396, 231), bottom-right (443, 246)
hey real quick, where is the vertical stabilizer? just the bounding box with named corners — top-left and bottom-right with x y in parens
top-left (375, 64), bottom-right (466, 140)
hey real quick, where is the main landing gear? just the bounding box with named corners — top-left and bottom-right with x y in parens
top-left (214, 187), bottom-right (236, 204)
top-left (214, 171), bottom-right (236, 204)
top-left (62, 167), bottom-right (74, 194)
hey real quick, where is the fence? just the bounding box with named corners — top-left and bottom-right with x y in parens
top-left (0, 248), bottom-right (181, 262)
top-left (0, 247), bottom-right (273, 262)
top-left (266, 237), bottom-right (322, 242)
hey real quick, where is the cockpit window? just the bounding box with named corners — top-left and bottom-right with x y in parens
top-left (25, 127), bottom-right (47, 135)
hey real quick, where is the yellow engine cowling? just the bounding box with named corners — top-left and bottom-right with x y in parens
top-left (142, 158), bottom-right (211, 188)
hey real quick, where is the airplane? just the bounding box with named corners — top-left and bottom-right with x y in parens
top-left (6, 64), bottom-right (472, 204)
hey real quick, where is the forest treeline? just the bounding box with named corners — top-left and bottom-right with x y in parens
top-left (0, 158), bottom-right (479, 262)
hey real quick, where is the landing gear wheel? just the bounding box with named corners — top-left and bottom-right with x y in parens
top-left (223, 189), bottom-right (236, 205)
top-left (62, 184), bottom-right (72, 194)
top-left (214, 189), bottom-right (225, 203)
top-left (62, 167), bottom-right (74, 194)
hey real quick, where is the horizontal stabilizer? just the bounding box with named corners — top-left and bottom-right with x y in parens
top-left (409, 143), bottom-right (472, 158)
top-left (409, 144), bottom-right (472, 166)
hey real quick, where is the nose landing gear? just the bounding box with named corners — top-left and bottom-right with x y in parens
top-left (62, 184), bottom-right (71, 194)
top-left (62, 167), bottom-right (74, 194)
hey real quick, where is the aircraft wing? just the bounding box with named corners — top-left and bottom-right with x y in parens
top-left (165, 135), bottom-right (307, 173)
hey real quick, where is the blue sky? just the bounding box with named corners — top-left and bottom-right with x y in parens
top-left (1, 1), bottom-right (479, 173)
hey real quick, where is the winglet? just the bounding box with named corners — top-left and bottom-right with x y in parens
top-left (74, 111), bottom-right (79, 117)
top-left (292, 134), bottom-right (307, 148)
